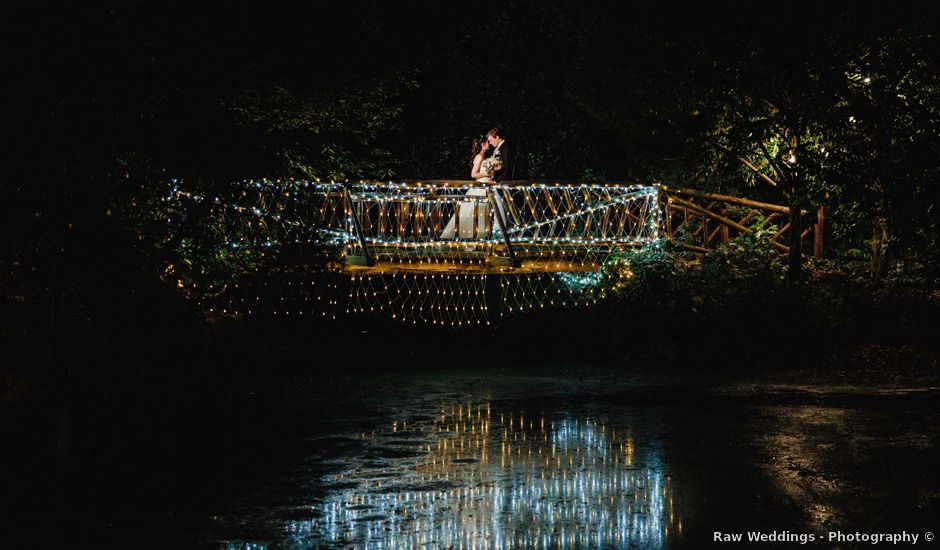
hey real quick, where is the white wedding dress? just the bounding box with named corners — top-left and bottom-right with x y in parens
top-left (440, 177), bottom-right (491, 240)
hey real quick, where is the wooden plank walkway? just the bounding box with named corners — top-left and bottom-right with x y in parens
top-left (343, 258), bottom-right (608, 275)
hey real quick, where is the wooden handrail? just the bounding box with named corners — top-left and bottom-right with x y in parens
top-left (665, 187), bottom-right (808, 216)
top-left (394, 179), bottom-right (652, 188)
top-left (669, 195), bottom-right (789, 253)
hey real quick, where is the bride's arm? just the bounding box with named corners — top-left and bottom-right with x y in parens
top-left (470, 154), bottom-right (490, 179)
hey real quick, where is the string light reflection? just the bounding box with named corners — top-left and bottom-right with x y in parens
top-left (225, 404), bottom-right (682, 549)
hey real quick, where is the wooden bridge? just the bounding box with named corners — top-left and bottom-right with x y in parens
top-left (309, 181), bottom-right (823, 274)
top-left (188, 179), bottom-right (825, 324)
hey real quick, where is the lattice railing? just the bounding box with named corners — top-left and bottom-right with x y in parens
top-left (167, 180), bottom-right (821, 267)
top-left (303, 182), bottom-right (823, 266)
top-left (496, 184), bottom-right (660, 245)
top-left (662, 188), bottom-right (824, 258)
top-left (325, 181), bottom-right (663, 266)
top-left (340, 183), bottom-right (661, 241)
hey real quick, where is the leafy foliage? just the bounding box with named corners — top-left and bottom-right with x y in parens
top-left (699, 220), bottom-right (784, 288)
top-left (224, 71), bottom-right (419, 180)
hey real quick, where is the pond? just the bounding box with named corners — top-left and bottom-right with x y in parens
top-left (203, 363), bottom-right (939, 549)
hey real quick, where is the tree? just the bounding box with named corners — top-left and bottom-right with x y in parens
top-left (562, 5), bottom-right (939, 279)
top-left (223, 71), bottom-right (419, 181)
top-left (819, 22), bottom-right (940, 279)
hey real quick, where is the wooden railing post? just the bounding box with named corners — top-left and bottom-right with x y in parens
top-left (814, 205), bottom-right (824, 260)
top-left (486, 187), bottom-right (521, 268)
top-left (663, 191), bottom-right (674, 238)
top-left (343, 184), bottom-right (375, 267)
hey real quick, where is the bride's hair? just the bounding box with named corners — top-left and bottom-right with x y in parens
top-left (470, 136), bottom-right (486, 164)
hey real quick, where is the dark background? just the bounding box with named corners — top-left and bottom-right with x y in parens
top-left (2, 2), bottom-right (939, 548)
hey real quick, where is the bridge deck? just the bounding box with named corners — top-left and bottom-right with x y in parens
top-left (342, 258), bottom-right (606, 275)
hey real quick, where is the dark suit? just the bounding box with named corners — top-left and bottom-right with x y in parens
top-left (493, 140), bottom-right (513, 182)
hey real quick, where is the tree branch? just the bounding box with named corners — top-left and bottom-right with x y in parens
top-left (707, 139), bottom-right (780, 187)
top-left (757, 139), bottom-right (788, 181)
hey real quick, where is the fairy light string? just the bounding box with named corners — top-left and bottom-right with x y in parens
top-left (163, 179), bottom-right (663, 326)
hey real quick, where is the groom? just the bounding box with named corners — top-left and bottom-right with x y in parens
top-left (486, 127), bottom-right (513, 182)
top-left (485, 127), bottom-right (513, 238)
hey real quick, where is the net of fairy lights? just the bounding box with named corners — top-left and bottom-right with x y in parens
top-left (342, 182), bottom-right (661, 267)
top-left (161, 178), bottom-right (348, 318)
top-left (162, 180), bottom-right (662, 325)
top-left (343, 182), bottom-right (663, 327)
top-left (346, 271), bottom-right (612, 327)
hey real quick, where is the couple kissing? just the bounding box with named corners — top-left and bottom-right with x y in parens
top-left (470, 127), bottom-right (513, 183)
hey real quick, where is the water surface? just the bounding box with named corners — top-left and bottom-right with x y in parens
top-left (208, 364), bottom-right (939, 549)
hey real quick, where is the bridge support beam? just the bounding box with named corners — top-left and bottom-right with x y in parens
top-left (487, 189), bottom-right (521, 268)
top-left (343, 184), bottom-right (375, 267)
top-left (486, 255), bottom-right (522, 268)
top-left (346, 255), bottom-right (375, 267)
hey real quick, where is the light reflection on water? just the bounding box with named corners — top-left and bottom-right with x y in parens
top-left (227, 403), bottom-right (680, 549)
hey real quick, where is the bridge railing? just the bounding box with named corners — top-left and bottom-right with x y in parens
top-left (662, 187), bottom-right (824, 258)
top-left (249, 180), bottom-right (822, 266)
top-left (337, 182), bottom-right (661, 240)
top-left (327, 181), bottom-right (663, 265)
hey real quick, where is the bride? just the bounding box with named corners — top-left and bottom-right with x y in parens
top-left (441, 137), bottom-right (499, 240)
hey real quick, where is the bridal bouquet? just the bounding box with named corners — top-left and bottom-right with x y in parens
top-left (481, 157), bottom-right (502, 174)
